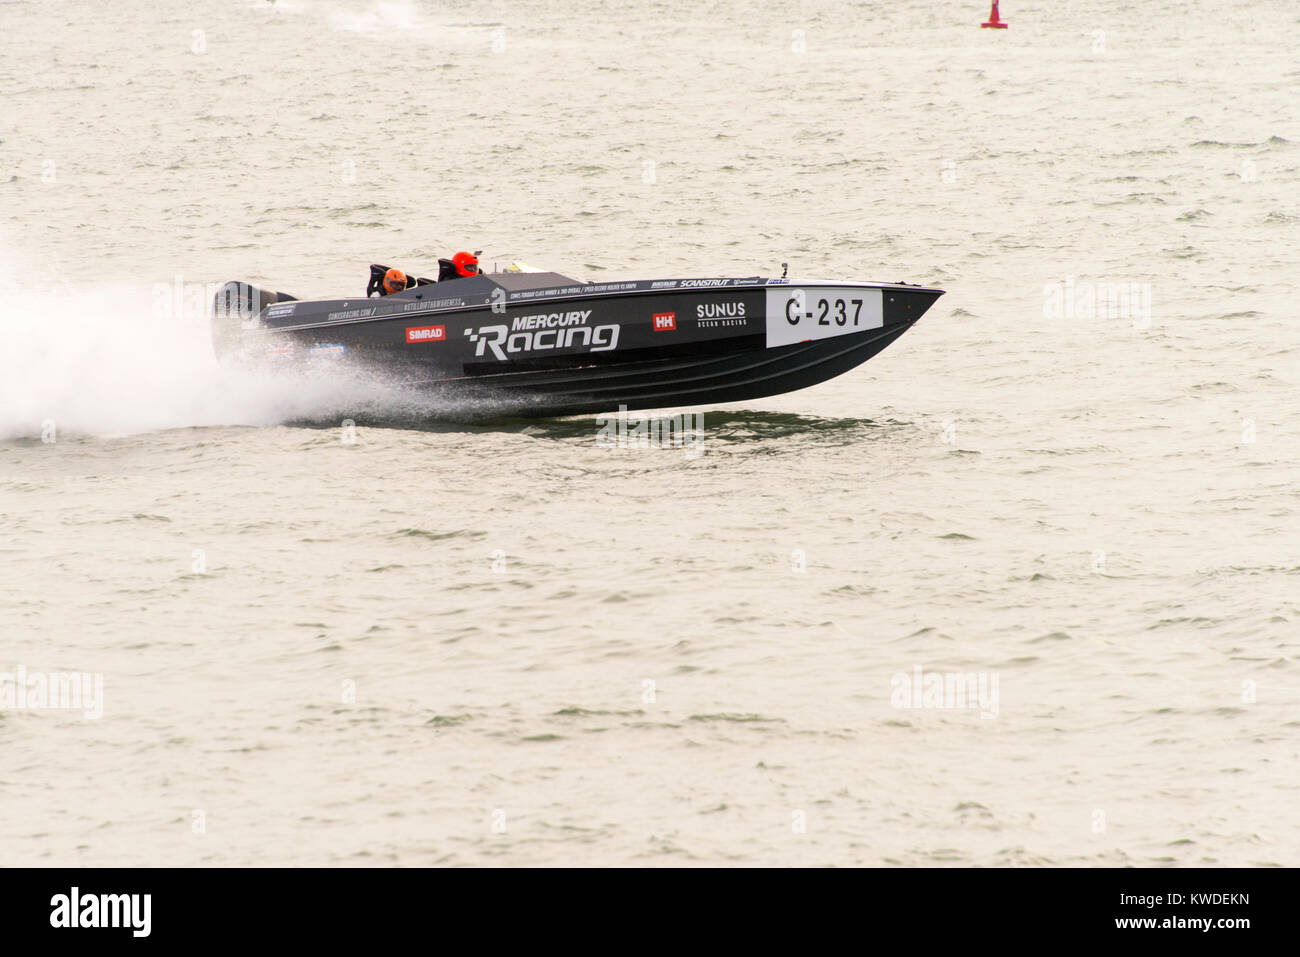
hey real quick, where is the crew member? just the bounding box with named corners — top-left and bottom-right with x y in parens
top-left (381, 267), bottom-right (409, 295)
top-left (438, 251), bottom-right (481, 281)
top-left (451, 251), bottom-right (479, 277)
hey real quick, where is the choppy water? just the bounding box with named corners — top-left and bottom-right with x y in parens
top-left (1, 0), bottom-right (1298, 866)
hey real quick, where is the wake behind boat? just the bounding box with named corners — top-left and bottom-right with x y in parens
top-left (211, 258), bottom-right (944, 417)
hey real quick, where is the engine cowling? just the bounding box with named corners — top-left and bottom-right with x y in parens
top-left (210, 281), bottom-right (291, 360)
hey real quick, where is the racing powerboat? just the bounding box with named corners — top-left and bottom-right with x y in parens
top-left (211, 261), bottom-right (943, 416)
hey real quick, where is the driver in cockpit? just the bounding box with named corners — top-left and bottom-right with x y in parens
top-left (440, 251), bottom-right (480, 281)
top-left (380, 268), bottom-right (409, 295)
top-left (368, 252), bottom-right (481, 297)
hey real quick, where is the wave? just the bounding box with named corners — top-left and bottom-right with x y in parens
top-left (0, 256), bottom-right (475, 439)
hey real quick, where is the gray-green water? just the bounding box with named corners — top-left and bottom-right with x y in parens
top-left (1, 0), bottom-right (1297, 865)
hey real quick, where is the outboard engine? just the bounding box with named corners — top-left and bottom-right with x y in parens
top-left (210, 281), bottom-right (294, 360)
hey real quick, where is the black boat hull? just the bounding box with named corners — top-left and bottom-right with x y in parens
top-left (212, 272), bottom-right (942, 417)
top-left (413, 320), bottom-right (919, 416)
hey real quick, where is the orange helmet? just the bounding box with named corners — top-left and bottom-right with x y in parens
top-left (382, 268), bottom-right (408, 295)
top-left (451, 251), bottom-right (479, 277)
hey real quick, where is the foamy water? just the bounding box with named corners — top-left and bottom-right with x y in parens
top-left (1, 0), bottom-right (1297, 866)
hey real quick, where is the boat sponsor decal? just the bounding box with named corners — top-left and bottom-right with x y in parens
top-left (678, 279), bottom-right (732, 288)
top-left (406, 324), bottom-right (447, 343)
top-left (510, 282), bottom-right (637, 300)
top-left (652, 312), bottom-right (676, 332)
top-left (765, 278), bottom-right (790, 285)
top-left (510, 310), bottom-right (592, 331)
top-left (765, 287), bottom-right (883, 348)
top-left (650, 280), bottom-right (678, 289)
top-left (326, 306), bottom-right (377, 322)
top-left (266, 303), bottom-right (297, 318)
top-left (466, 309), bottom-right (618, 360)
top-left (401, 297), bottom-right (464, 312)
top-left (697, 301), bottom-right (745, 318)
top-left (695, 300), bottom-right (747, 328)
top-left (571, 283), bottom-right (637, 294)
top-left (309, 343), bottom-right (346, 358)
top-left (266, 341), bottom-right (295, 359)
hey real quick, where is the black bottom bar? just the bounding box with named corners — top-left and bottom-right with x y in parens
top-left (0, 866), bottom-right (1283, 945)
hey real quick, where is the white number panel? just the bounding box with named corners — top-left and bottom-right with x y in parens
top-left (765, 287), bottom-right (883, 348)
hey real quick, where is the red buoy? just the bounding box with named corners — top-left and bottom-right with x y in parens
top-left (981, 1), bottom-right (1008, 28)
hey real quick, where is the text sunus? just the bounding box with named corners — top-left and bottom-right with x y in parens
top-left (50, 887), bottom-right (151, 938)
top-left (696, 301), bottom-right (745, 318)
top-left (466, 311), bottom-right (619, 360)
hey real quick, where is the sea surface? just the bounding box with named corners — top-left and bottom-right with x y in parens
top-left (1, 0), bottom-right (1297, 866)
